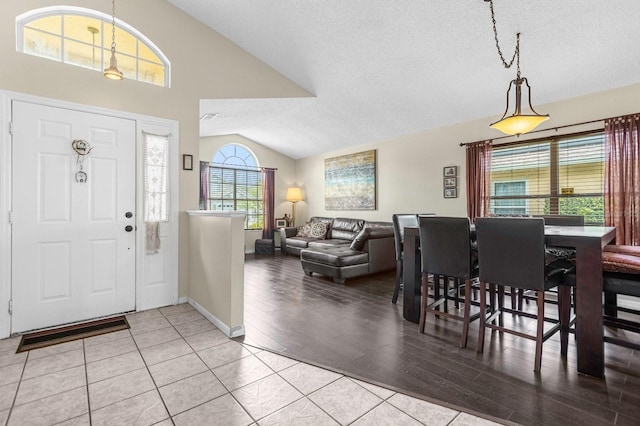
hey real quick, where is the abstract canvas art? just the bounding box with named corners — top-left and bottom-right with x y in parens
top-left (325, 149), bottom-right (376, 210)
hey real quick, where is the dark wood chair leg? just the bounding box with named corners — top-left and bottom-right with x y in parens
top-left (460, 278), bottom-right (472, 348)
top-left (604, 291), bottom-right (618, 317)
top-left (534, 291), bottom-right (545, 372)
top-left (419, 272), bottom-right (428, 333)
top-left (559, 285), bottom-right (571, 357)
top-left (497, 285), bottom-right (505, 327)
top-left (477, 281), bottom-right (487, 354)
top-left (392, 259), bottom-right (402, 304)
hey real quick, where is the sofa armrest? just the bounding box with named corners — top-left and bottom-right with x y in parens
top-left (279, 227), bottom-right (298, 254)
top-left (367, 228), bottom-right (394, 239)
top-left (366, 236), bottom-right (396, 273)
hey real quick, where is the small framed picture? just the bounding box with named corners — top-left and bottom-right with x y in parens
top-left (444, 188), bottom-right (457, 199)
top-left (444, 177), bottom-right (457, 188)
top-left (182, 154), bottom-right (193, 170)
top-left (443, 166), bottom-right (457, 177)
top-left (275, 218), bottom-right (288, 228)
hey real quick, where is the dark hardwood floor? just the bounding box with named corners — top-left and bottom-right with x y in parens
top-left (241, 253), bottom-right (640, 426)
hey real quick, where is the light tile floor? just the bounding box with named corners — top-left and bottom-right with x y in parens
top-left (0, 304), bottom-right (505, 425)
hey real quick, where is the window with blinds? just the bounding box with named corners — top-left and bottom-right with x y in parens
top-left (202, 166), bottom-right (264, 230)
top-left (489, 132), bottom-right (604, 224)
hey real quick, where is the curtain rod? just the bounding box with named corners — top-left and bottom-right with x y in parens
top-left (201, 161), bottom-right (277, 171)
top-left (458, 117), bottom-right (607, 147)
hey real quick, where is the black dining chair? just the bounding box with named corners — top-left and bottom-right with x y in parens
top-left (475, 217), bottom-right (573, 371)
top-left (418, 216), bottom-right (479, 348)
top-left (391, 214), bottom-right (419, 304)
top-left (510, 215), bottom-right (584, 312)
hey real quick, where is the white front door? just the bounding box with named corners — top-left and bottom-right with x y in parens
top-left (11, 101), bottom-right (136, 333)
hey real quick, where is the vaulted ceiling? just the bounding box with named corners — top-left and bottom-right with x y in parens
top-left (169, 0), bottom-right (640, 159)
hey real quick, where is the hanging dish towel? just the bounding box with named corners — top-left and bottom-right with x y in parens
top-left (146, 222), bottom-right (161, 255)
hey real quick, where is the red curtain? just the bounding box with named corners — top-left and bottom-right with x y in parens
top-left (262, 168), bottom-right (276, 239)
top-left (466, 141), bottom-right (492, 222)
top-left (604, 114), bottom-right (640, 245)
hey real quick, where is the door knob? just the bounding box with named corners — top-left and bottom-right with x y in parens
top-left (125, 225), bottom-right (133, 232)
top-left (125, 212), bottom-right (133, 218)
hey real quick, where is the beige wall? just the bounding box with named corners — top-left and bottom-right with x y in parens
top-left (200, 134), bottom-right (297, 250)
top-left (0, 0), bottom-right (309, 297)
top-left (294, 83), bottom-right (640, 224)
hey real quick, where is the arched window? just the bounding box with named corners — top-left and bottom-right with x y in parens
top-left (16, 6), bottom-right (170, 87)
top-left (201, 145), bottom-right (263, 230)
top-left (213, 144), bottom-right (259, 169)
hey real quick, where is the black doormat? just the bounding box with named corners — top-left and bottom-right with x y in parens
top-left (16, 315), bottom-right (130, 353)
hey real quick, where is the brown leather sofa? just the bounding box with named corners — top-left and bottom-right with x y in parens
top-left (279, 217), bottom-right (396, 283)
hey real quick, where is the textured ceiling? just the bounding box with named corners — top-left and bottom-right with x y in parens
top-left (168, 0), bottom-right (640, 159)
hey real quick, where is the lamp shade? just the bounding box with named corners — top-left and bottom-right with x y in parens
top-left (490, 114), bottom-right (549, 136)
top-left (286, 187), bottom-right (303, 202)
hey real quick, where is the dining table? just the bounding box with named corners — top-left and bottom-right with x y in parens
top-left (402, 224), bottom-right (617, 378)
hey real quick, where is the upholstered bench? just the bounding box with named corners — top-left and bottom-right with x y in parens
top-left (601, 245), bottom-right (640, 349)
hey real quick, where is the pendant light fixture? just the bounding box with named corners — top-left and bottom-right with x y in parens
top-left (485, 0), bottom-right (548, 135)
top-left (103, 0), bottom-right (123, 80)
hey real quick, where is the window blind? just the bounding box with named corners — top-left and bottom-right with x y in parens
top-left (489, 132), bottom-right (604, 224)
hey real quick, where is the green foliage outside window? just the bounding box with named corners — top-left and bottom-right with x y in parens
top-left (544, 197), bottom-right (604, 225)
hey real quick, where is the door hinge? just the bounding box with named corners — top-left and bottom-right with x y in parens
top-left (8, 299), bottom-right (12, 315)
top-left (8, 121), bottom-right (12, 135)
top-left (8, 211), bottom-right (12, 224)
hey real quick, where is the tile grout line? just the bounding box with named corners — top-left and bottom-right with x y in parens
top-left (4, 348), bottom-right (28, 426)
top-left (82, 339), bottom-right (93, 426)
top-left (128, 315), bottom-right (175, 425)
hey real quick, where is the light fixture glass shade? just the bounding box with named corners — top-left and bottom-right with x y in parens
top-left (490, 114), bottom-right (549, 136)
top-left (103, 51), bottom-right (123, 80)
top-left (490, 77), bottom-right (549, 136)
top-left (285, 187), bottom-right (303, 202)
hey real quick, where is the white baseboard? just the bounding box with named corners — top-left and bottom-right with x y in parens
top-left (177, 296), bottom-right (189, 304)
top-left (187, 298), bottom-right (245, 338)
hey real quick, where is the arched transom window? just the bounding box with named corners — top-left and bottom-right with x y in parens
top-left (16, 6), bottom-right (170, 87)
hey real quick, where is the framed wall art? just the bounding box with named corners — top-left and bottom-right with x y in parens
top-left (444, 188), bottom-right (457, 198)
top-left (443, 166), bottom-right (457, 177)
top-left (324, 149), bottom-right (376, 210)
top-left (444, 177), bottom-right (456, 188)
top-left (182, 154), bottom-right (193, 170)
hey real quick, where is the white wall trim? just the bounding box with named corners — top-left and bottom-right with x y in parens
top-left (0, 90), bottom-right (179, 339)
top-left (0, 93), bottom-right (11, 339)
top-left (188, 298), bottom-right (245, 338)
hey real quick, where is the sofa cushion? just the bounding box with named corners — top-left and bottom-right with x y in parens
top-left (602, 250), bottom-right (640, 274)
top-left (300, 246), bottom-right (369, 267)
top-left (287, 236), bottom-right (316, 250)
top-left (308, 239), bottom-right (351, 249)
top-left (330, 218), bottom-right (365, 241)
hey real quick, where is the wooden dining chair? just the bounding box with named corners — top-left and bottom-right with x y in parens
top-left (418, 216), bottom-right (479, 348)
top-left (475, 217), bottom-right (573, 371)
top-left (391, 214), bottom-right (419, 304)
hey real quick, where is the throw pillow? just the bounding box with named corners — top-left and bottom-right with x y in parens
top-left (296, 223), bottom-right (312, 237)
top-left (350, 227), bottom-right (372, 251)
top-left (309, 221), bottom-right (328, 239)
